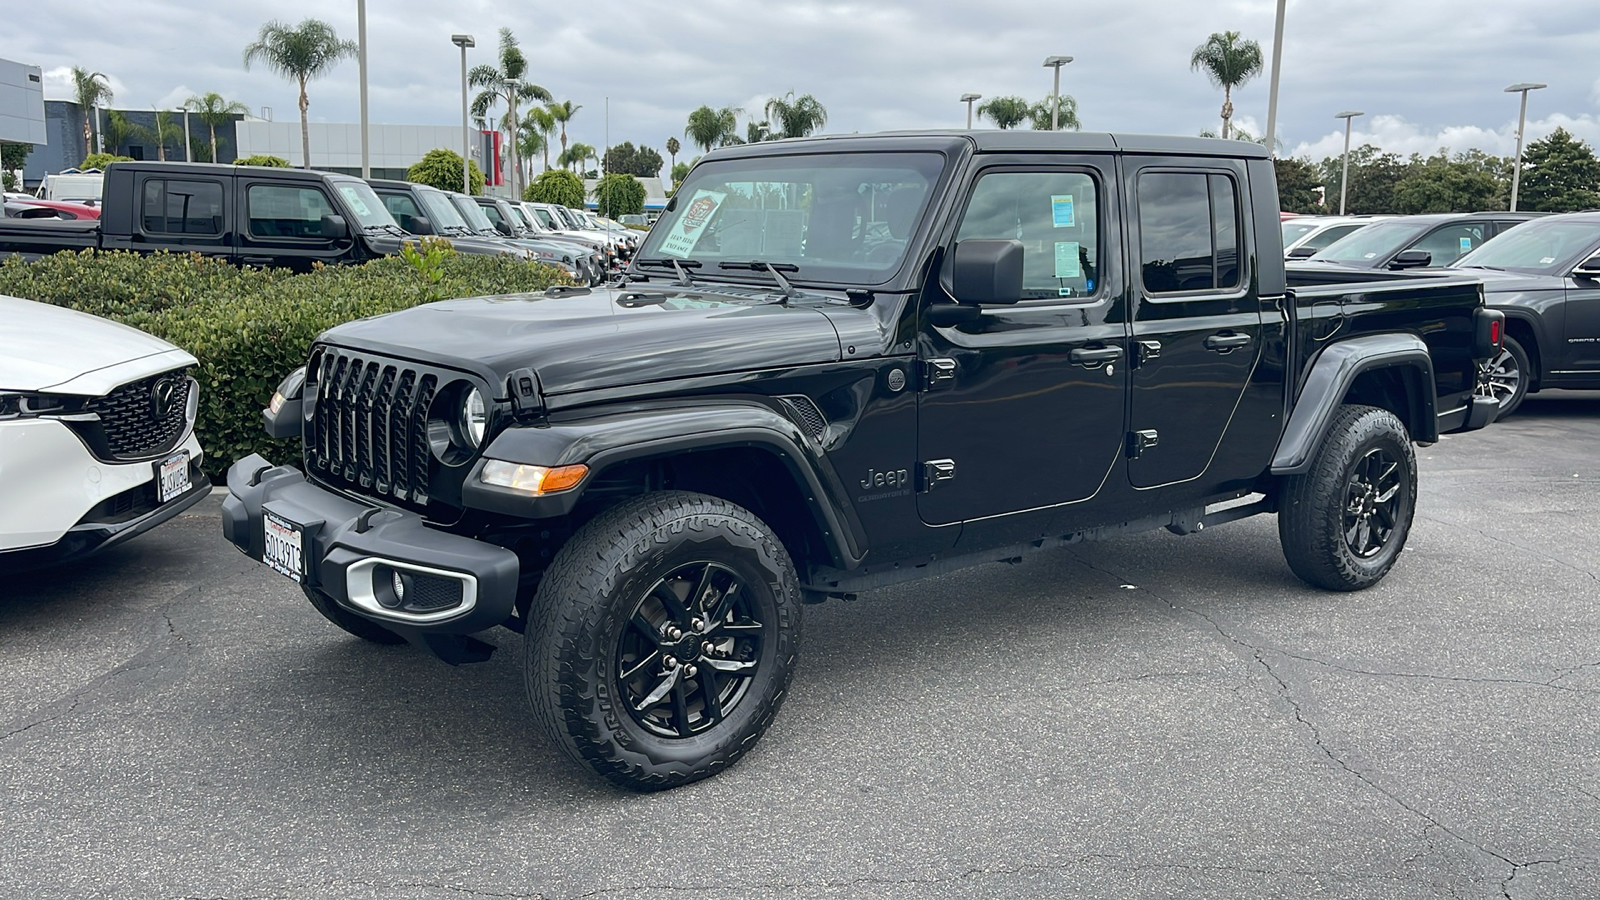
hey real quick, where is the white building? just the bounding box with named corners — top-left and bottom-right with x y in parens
top-left (235, 120), bottom-right (480, 181)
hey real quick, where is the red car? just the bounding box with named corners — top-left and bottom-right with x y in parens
top-left (3, 198), bottom-right (101, 220)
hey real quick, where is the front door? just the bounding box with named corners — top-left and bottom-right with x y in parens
top-left (916, 157), bottom-right (1129, 526)
top-left (1125, 162), bottom-right (1264, 489)
top-left (1562, 273), bottom-right (1600, 374)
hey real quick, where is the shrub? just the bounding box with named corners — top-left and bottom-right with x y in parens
top-left (525, 168), bottom-right (585, 208)
top-left (236, 154), bottom-right (291, 167)
top-left (0, 250), bottom-right (571, 480)
top-left (79, 153), bottom-right (134, 170)
top-left (593, 173), bottom-right (646, 218)
top-left (407, 148), bottom-right (485, 195)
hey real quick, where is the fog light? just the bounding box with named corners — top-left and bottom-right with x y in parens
top-left (480, 460), bottom-right (588, 495)
top-left (392, 570), bottom-right (407, 603)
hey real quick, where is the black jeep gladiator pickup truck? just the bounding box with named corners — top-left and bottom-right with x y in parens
top-left (223, 132), bottom-right (1504, 790)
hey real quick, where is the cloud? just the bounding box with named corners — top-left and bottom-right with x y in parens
top-left (1287, 113), bottom-right (1600, 162)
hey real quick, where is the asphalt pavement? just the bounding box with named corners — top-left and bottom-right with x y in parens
top-left (2, 394), bottom-right (1597, 899)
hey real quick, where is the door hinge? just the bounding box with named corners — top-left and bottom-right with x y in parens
top-left (1135, 340), bottom-right (1162, 366)
top-left (1127, 429), bottom-right (1159, 458)
top-left (919, 358), bottom-right (957, 391)
top-left (920, 458), bottom-right (957, 492)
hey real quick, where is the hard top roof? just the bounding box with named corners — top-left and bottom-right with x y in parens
top-left (702, 130), bottom-right (1271, 161)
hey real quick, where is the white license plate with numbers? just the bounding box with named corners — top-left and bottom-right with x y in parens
top-left (262, 510), bottom-right (305, 582)
top-left (155, 450), bottom-right (191, 503)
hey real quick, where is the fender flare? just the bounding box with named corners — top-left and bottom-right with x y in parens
top-left (1271, 333), bottom-right (1437, 475)
top-left (462, 400), bottom-right (867, 569)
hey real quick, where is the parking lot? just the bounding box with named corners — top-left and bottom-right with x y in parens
top-left (2, 394), bottom-right (1596, 899)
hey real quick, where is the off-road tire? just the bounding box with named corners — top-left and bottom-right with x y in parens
top-left (301, 586), bottom-right (406, 645)
top-left (526, 491), bottom-right (802, 791)
top-left (1278, 404), bottom-right (1417, 591)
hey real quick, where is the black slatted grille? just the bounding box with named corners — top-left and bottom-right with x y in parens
top-left (307, 349), bottom-right (440, 512)
top-left (85, 372), bottom-right (192, 460)
top-left (779, 395), bottom-right (827, 442)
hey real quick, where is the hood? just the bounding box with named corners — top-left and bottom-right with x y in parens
top-left (0, 294), bottom-right (196, 394)
top-left (321, 285), bottom-right (846, 397)
top-left (1467, 267), bottom-right (1567, 297)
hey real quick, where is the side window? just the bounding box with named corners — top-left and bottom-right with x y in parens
top-left (381, 193), bottom-right (424, 233)
top-left (141, 179), bottom-right (224, 235)
top-left (1138, 171), bottom-right (1243, 294)
top-left (1409, 223), bottom-right (1486, 265)
top-left (247, 185), bottom-right (336, 239)
top-left (955, 171), bottom-right (1100, 300)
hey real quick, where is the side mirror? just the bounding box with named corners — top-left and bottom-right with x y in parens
top-left (1286, 245), bottom-right (1317, 259)
top-left (1572, 255), bottom-right (1600, 280)
top-left (1389, 248), bottom-right (1432, 270)
top-left (951, 239), bottom-right (1024, 304)
top-left (320, 214), bottom-right (349, 240)
top-left (409, 215), bottom-right (433, 235)
top-left (494, 219), bottom-right (514, 236)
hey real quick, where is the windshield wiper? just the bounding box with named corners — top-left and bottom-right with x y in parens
top-left (637, 257), bottom-right (702, 286)
top-left (719, 261), bottom-right (799, 301)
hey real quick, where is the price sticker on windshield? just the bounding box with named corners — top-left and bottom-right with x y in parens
top-left (658, 189), bottom-right (727, 259)
top-left (1051, 195), bottom-right (1076, 228)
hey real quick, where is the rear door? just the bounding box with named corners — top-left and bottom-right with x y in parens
top-left (1124, 161), bottom-right (1264, 489)
top-left (128, 173), bottom-right (233, 259)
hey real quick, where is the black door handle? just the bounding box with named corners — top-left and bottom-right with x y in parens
top-left (1205, 333), bottom-right (1252, 351)
top-left (1070, 346), bottom-right (1124, 365)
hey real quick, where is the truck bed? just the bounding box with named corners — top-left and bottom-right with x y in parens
top-left (0, 219), bottom-right (101, 260)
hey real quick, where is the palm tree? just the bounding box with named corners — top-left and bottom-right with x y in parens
top-left (545, 100), bottom-right (582, 177)
top-left (765, 92), bottom-right (828, 139)
top-left (242, 18), bottom-right (358, 168)
top-left (102, 110), bottom-right (135, 155)
top-left (665, 136), bottom-right (680, 173)
top-left (1029, 94), bottom-right (1081, 131)
top-left (185, 92), bottom-right (251, 164)
top-left (69, 67), bottom-right (113, 155)
top-left (1190, 30), bottom-right (1263, 140)
top-left (469, 28), bottom-right (552, 197)
top-left (684, 105), bottom-right (740, 153)
top-left (516, 118), bottom-right (546, 186)
top-left (977, 96), bottom-right (1030, 130)
top-left (525, 105), bottom-right (557, 172)
top-left (746, 120), bottom-right (772, 144)
top-left (560, 142), bottom-right (597, 174)
top-left (135, 109), bottom-right (185, 161)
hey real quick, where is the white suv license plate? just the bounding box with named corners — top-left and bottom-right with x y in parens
top-left (262, 510), bottom-right (305, 583)
top-left (155, 450), bottom-right (191, 503)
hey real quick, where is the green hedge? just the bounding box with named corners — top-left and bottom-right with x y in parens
top-left (0, 250), bottom-right (571, 480)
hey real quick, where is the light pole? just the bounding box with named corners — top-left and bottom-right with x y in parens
top-left (960, 93), bottom-right (981, 129)
top-left (1042, 56), bottom-right (1073, 130)
top-left (504, 78), bottom-right (519, 198)
top-left (357, 0), bottom-right (369, 178)
top-left (1263, 0), bottom-right (1287, 155)
top-left (1335, 110), bottom-right (1363, 215)
top-left (452, 34), bottom-right (475, 194)
top-left (1506, 82), bottom-right (1547, 212)
top-left (180, 106), bottom-right (191, 162)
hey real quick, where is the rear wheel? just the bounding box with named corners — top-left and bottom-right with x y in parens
top-left (1477, 334), bottom-right (1530, 417)
top-left (1278, 404), bottom-right (1417, 591)
top-left (300, 586), bottom-right (405, 645)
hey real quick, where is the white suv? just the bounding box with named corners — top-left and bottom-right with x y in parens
top-left (1, 295), bottom-right (207, 572)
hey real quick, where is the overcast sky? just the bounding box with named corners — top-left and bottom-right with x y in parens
top-left (15, 0), bottom-right (1600, 169)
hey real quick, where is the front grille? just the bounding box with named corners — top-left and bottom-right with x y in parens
top-left (85, 372), bottom-right (192, 460)
top-left (306, 348), bottom-right (444, 512)
top-left (406, 573), bottom-right (464, 611)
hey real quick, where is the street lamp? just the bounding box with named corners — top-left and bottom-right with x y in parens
top-left (357, 0), bottom-right (369, 178)
top-left (504, 78), bottom-right (520, 198)
top-left (1263, 0), bottom-right (1287, 155)
top-left (1042, 56), bottom-right (1073, 130)
top-left (451, 34), bottom-right (476, 194)
top-left (960, 93), bottom-right (981, 129)
top-left (1335, 110), bottom-right (1364, 215)
top-left (1506, 82), bottom-right (1547, 212)
top-left (180, 105), bottom-right (191, 162)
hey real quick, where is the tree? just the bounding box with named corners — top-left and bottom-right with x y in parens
top-left (407, 147), bottom-right (485, 195)
top-left (1028, 94), bottom-right (1080, 131)
top-left (977, 96), bottom-right (1030, 130)
top-left (671, 161), bottom-right (691, 190)
top-left (525, 168), bottom-right (585, 208)
top-left (1392, 151), bottom-right (1505, 214)
top-left (746, 120), bottom-right (772, 144)
top-left (560, 142), bottom-right (597, 173)
top-left (524, 105), bottom-right (556, 173)
top-left (185, 92), bottom-right (251, 165)
top-left (1274, 157), bottom-right (1325, 214)
top-left (684, 105), bottom-right (740, 153)
top-left (243, 18), bottom-right (358, 169)
top-left (1190, 30), bottom-right (1263, 140)
top-left (593, 173), bottom-right (646, 218)
top-left (79, 153), bottom-right (133, 170)
top-left (133, 109), bottom-right (185, 161)
top-left (666, 136), bottom-right (680, 171)
top-left (1, 142), bottom-right (31, 191)
top-left (1318, 144), bottom-right (1409, 215)
top-left (69, 67), bottom-right (113, 155)
top-left (545, 100), bottom-right (582, 177)
top-left (237, 154), bottom-right (292, 167)
top-left (1518, 128), bottom-right (1600, 212)
top-left (603, 142), bottom-right (664, 178)
top-left (468, 28), bottom-right (553, 197)
top-left (516, 117), bottom-right (547, 186)
top-left (102, 110), bottom-right (135, 155)
top-left (764, 91), bottom-right (827, 138)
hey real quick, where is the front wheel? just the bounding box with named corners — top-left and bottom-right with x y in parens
top-left (526, 491), bottom-right (801, 790)
top-left (1477, 334), bottom-right (1530, 418)
top-left (1278, 404), bottom-right (1418, 591)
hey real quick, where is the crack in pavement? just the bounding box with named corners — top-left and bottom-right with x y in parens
top-left (1274, 651), bottom-right (1600, 696)
top-left (1416, 513), bottom-right (1600, 584)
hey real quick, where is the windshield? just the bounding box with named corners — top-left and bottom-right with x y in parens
top-left (1455, 219), bottom-right (1600, 274)
top-left (556, 206), bottom-right (586, 230)
top-left (637, 151), bottom-right (945, 283)
top-left (532, 206), bottom-right (560, 229)
top-left (418, 190), bottom-right (470, 231)
top-left (1312, 219), bottom-right (1431, 264)
top-left (333, 182), bottom-right (396, 229)
top-left (509, 205), bottom-right (533, 230)
top-left (452, 196), bottom-right (497, 232)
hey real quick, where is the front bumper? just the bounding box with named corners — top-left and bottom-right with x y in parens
top-left (221, 454), bottom-right (521, 640)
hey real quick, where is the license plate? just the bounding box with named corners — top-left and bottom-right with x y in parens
top-left (155, 450), bottom-right (191, 503)
top-left (262, 510), bottom-right (305, 583)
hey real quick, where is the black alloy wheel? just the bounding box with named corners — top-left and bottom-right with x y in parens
top-left (616, 561), bottom-right (765, 739)
top-left (1342, 447), bottom-right (1404, 559)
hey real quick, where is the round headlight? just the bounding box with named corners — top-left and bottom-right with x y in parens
top-left (461, 387), bottom-right (487, 447)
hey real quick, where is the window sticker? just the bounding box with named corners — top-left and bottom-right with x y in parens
top-left (338, 186), bottom-right (372, 217)
top-left (658, 189), bottom-right (728, 258)
top-left (1051, 195), bottom-right (1076, 228)
top-left (1055, 241), bottom-right (1082, 278)
top-left (1540, 256), bottom-right (1557, 264)
top-left (1459, 237), bottom-right (1473, 253)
